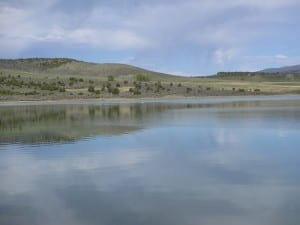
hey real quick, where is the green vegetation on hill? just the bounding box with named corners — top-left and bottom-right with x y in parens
top-left (1, 58), bottom-right (300, 100)
top-left (0, 58), bottom-right (76, 72)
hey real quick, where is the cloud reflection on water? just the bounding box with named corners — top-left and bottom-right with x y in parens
top-left (1, 97), bottom-right (300, 225)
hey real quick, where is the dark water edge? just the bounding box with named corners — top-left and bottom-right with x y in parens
top-left (0, 96), bottom-right (300, 225)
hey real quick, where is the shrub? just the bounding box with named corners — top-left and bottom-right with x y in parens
top-left (57, 81), bottom-right (65, 86)
top-left (25, 91), bottom-right (39, 95)
top-left (134, 82), bottom-right (141, 89)
top-left (112, 87), bottom-right (120, 95)
top-left (107, 75), bottom-right (114, 81)
top-left (133, 89), bottom-right (141, 95)
top-left (238, 88), bottom-right (245, 92)
top-left (95, 90), bottom-right (100, 94)
top-left (123, 80), bottom-right (128, 84)
top-left (155, 81), bottom-right (163, 89)
top-left (0, 89), bottom-right (14, 95)
top-left (177, 83), bottom-right (182, 87)
top-left (135, 73), bottom-right (151, 82)
top-left (106, 82), bottom-right (111, 88)
top-left (88, 85), bottom-right (95, 92)
top-left (41, 82), bottom-right (58, 91)
top-left (0, 76), bottom-right (6, 83)
top-left (107, 87), bottom-right (113, 93)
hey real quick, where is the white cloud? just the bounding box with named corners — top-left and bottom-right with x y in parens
top-left (0, 148), bottom-right (154, 194)
top-left (227, 54), bottom-right (300, 72)
top-left (214, 48), bottom-right (238, 66)
top-left (0, 6), bottom-right (34, 56)
top-left (0, 0), bottom-right (299, 72)
top-left (275, 54), bottom-right (288, 60)
top-left (66, 28), bottom-right (151, 49)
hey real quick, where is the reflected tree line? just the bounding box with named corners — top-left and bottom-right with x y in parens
top-left (1, 99), bottom-right (297, 145)
top-left (0, 103), bottom-right (180, 144)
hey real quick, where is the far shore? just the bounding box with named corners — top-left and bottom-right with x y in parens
top-left (1, 94), bottom-right (300, 106)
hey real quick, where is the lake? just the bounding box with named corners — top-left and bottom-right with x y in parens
top-left (1, 96), bottom-right (300, 225)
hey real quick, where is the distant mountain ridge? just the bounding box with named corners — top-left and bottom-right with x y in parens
top-left (0, 58), bottom-right (178, 78)
top-left (260, 64), bottom-right (300, 73)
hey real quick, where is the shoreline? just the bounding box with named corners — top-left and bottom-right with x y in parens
top-left (1, 94), bottom-right (300, 106)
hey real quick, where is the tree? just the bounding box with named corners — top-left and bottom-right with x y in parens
top-left (135, 73), bottom-right (151, 82)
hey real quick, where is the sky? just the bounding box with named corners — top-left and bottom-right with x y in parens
top-left (0, 0), bottom-right (300, 75)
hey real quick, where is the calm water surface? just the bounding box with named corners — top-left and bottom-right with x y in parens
top-left (1, 96), bottom-right (300, 225)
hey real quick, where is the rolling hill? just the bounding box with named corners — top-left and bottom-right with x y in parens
top-left (0, 58), bottom-right (177, 79)
top-left (1, 57), bottom-right (300, 100)
top-left (260, 64), bottom-right (300, 73)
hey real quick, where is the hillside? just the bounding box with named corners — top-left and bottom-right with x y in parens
top-left (0, 58), bottom-right (176, 79)
top-left (1, 58), bottom-right (300, 100)
top-left (260, 64), bottom-right (300, 73)
top-left (213, 72), bottom-right (300, 82)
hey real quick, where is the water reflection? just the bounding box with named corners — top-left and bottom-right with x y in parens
top-left (1, 97), bottom-right (300, 225)
top-left (0, 104), bottom-right (144, 144)
top-left (1, 97), bottom-right (300, 145)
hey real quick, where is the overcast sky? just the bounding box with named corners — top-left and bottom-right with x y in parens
top-left (0, 0), bottom-right (300, 75)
